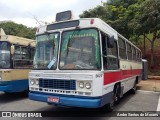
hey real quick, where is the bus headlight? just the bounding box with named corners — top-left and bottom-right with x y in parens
top-left (30, 79), bottom-right (35, 85)
top-left (85, 82), bottom-right (91, 89)
top-left (35, 79), bottom-right (39, 85)
top-left (0, 76), bottom-right (1, 81)
top-left (79, 82), bottom-right (84, 88)
top-left (30, 78), bottom-right (39, 86)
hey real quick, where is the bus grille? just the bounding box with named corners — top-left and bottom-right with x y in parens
top-left (39, 79), bottom-right (76, 90)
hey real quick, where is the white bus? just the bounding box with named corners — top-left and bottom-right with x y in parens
top-left (29, 11), bottom-right (142, 111)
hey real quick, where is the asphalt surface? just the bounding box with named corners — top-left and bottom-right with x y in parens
top-left (0, 89), bottom-right (160, 120)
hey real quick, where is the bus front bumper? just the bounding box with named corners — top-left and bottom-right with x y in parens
top-left (29, 91), bottom-right (109, 108)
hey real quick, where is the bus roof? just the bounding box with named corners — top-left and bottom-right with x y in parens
top-left (36, 17), bottom-right (140, 51)
top-left (36, 18), bottom-right (117, 39)
top-left (0, 35), bottom-right (35, 47)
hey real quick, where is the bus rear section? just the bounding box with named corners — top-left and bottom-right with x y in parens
top-left (29, 11), bottom-right (142, 110)
top-left (0, 29), bottom-right (35, 93)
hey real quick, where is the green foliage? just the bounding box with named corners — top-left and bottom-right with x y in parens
top-left (107, 0), bottom-right (138, 8)
top-left (80, 0), bottom-right (160, 68)
top-left (80, 1), bottom-right (137, 39)
top-left (0, 21), bottom-right (36, 39)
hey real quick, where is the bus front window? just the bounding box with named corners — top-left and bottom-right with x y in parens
top-left (0, 41), bottom-right (10, 69)
top-left (34, 33), bottom-right (59, 69)
top-left (60, 29), bottom-right (101, 70)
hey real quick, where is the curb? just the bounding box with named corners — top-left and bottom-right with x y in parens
top-left (148, 75), bottom-right (160, 80)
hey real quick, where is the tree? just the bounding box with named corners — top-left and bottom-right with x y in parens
top-left (80, 0), bottom-right (160, 68)
top-left (132, 0), bottom-right (160, 67)
top-left (80, 1), bottom-right (138, 39)
top-left (0, 21), bottom-right (36, 39)
top-left (107, 0), bottom-right (138, 8)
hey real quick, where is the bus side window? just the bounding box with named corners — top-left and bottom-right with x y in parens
top-left (102, 33), bottom-right (119, 70)
top-left (118, 37), bottom-right (127, 59)
top-left (13, 45), bottom-right (33, 68)
top-left (31, 47), bottom-right (35, 60)
top-left (106, 41), bottom-right (119, 70)
top-left (132, 47), bottom-right (136, 61)
top-left (127, 43), bottom-right (132, 60)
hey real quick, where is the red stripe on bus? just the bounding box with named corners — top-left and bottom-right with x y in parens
top-left (104, 69), bottom-right (142, 85)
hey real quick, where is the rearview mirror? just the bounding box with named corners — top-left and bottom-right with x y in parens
top-left (107, 36), bottom-right (115, 48)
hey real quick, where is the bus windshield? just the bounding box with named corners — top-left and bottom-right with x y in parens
top-left (34, 33), bottom-right (59, 69)
top-left (0, 41), bottom-right (10, 69)
top-left (59, 29), bottom-right (101, 70)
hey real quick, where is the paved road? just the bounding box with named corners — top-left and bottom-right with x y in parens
top-left (0, 90), bottom-right (160, 120)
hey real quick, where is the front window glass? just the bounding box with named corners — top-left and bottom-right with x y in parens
top-left (0, 41), bottom-right (10, 69)
top-left (59, 29), bottom-right (101, 70)
top-left (34, 33), bottom-right (59, 69)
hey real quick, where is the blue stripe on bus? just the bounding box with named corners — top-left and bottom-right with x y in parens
top-left (0, 79), bottom-right (28, 93)
top-left (29, 91), bottom-right (113, 108)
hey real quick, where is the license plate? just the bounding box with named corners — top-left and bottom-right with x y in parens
top-left (48, 96), bottom-right (59, 103)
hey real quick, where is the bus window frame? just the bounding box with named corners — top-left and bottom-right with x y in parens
top-left (126, 42), bottom-right (132, 61)
top-left (13, 44), bottom-right (34, 69)
top-left (118, 36), bottom-right (127, 60)
top-left (33, 32), bottom-right (60, 70)
top-left (59, 27), bottom-right (102, 71)
top-left (101, 32), bottom-right (119, 71)
top-left (0, 41), bottom-right (12, 69)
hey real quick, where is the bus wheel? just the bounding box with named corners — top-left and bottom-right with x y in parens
top-left (130, 81), bottom-right (137, 94)
top-left (101, 94), bottom-right (115, 112)
top-left (114, 84), bottom-right (121, 104)
top-left (101, 84), bottom-right (120, 112)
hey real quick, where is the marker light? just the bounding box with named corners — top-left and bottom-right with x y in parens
top-left (90, 19), bottom-right (94, 24)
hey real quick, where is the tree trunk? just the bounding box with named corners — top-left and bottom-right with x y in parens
top-left (150, 31), bottom-right (157, 68)
top-left (150, 41), bottom-right (154, 68)
top-left (143, 33), bottom-right (146, 58)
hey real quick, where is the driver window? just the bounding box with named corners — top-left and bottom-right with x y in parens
top-left (101, 32), bottom-right (119, 70)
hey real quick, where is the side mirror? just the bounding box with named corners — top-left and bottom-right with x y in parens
top-left (11, 45), bottom-right (15, 54)
top-left (107, 36), bottom-right (115, 48)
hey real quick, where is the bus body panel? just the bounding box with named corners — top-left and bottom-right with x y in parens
top-left (29, 71), bottom-right (104, 97)
top-left (0, 79), bottom-right (28, 92)
top-left (0, 69), bottom-right (31, 81)
top-left (0, 69), bottom-right (31, 92)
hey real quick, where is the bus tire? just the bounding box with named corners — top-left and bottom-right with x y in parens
top-left (114, 84), bottom-right (121, 104)
top-left (101, 103), bottom-right (114, 112)
top-left (101, 95), bottom-right (114, 112)
top-left (130, 81), bottom-right (137, 94)
top-left (101, 84), bottom-right (121, 112)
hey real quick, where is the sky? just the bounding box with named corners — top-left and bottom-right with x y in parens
top-left (0, 0), bottom-right (105, 27)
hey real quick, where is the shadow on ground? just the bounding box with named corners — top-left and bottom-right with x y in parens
top-left (0, 92), bottom-right (28, 103)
